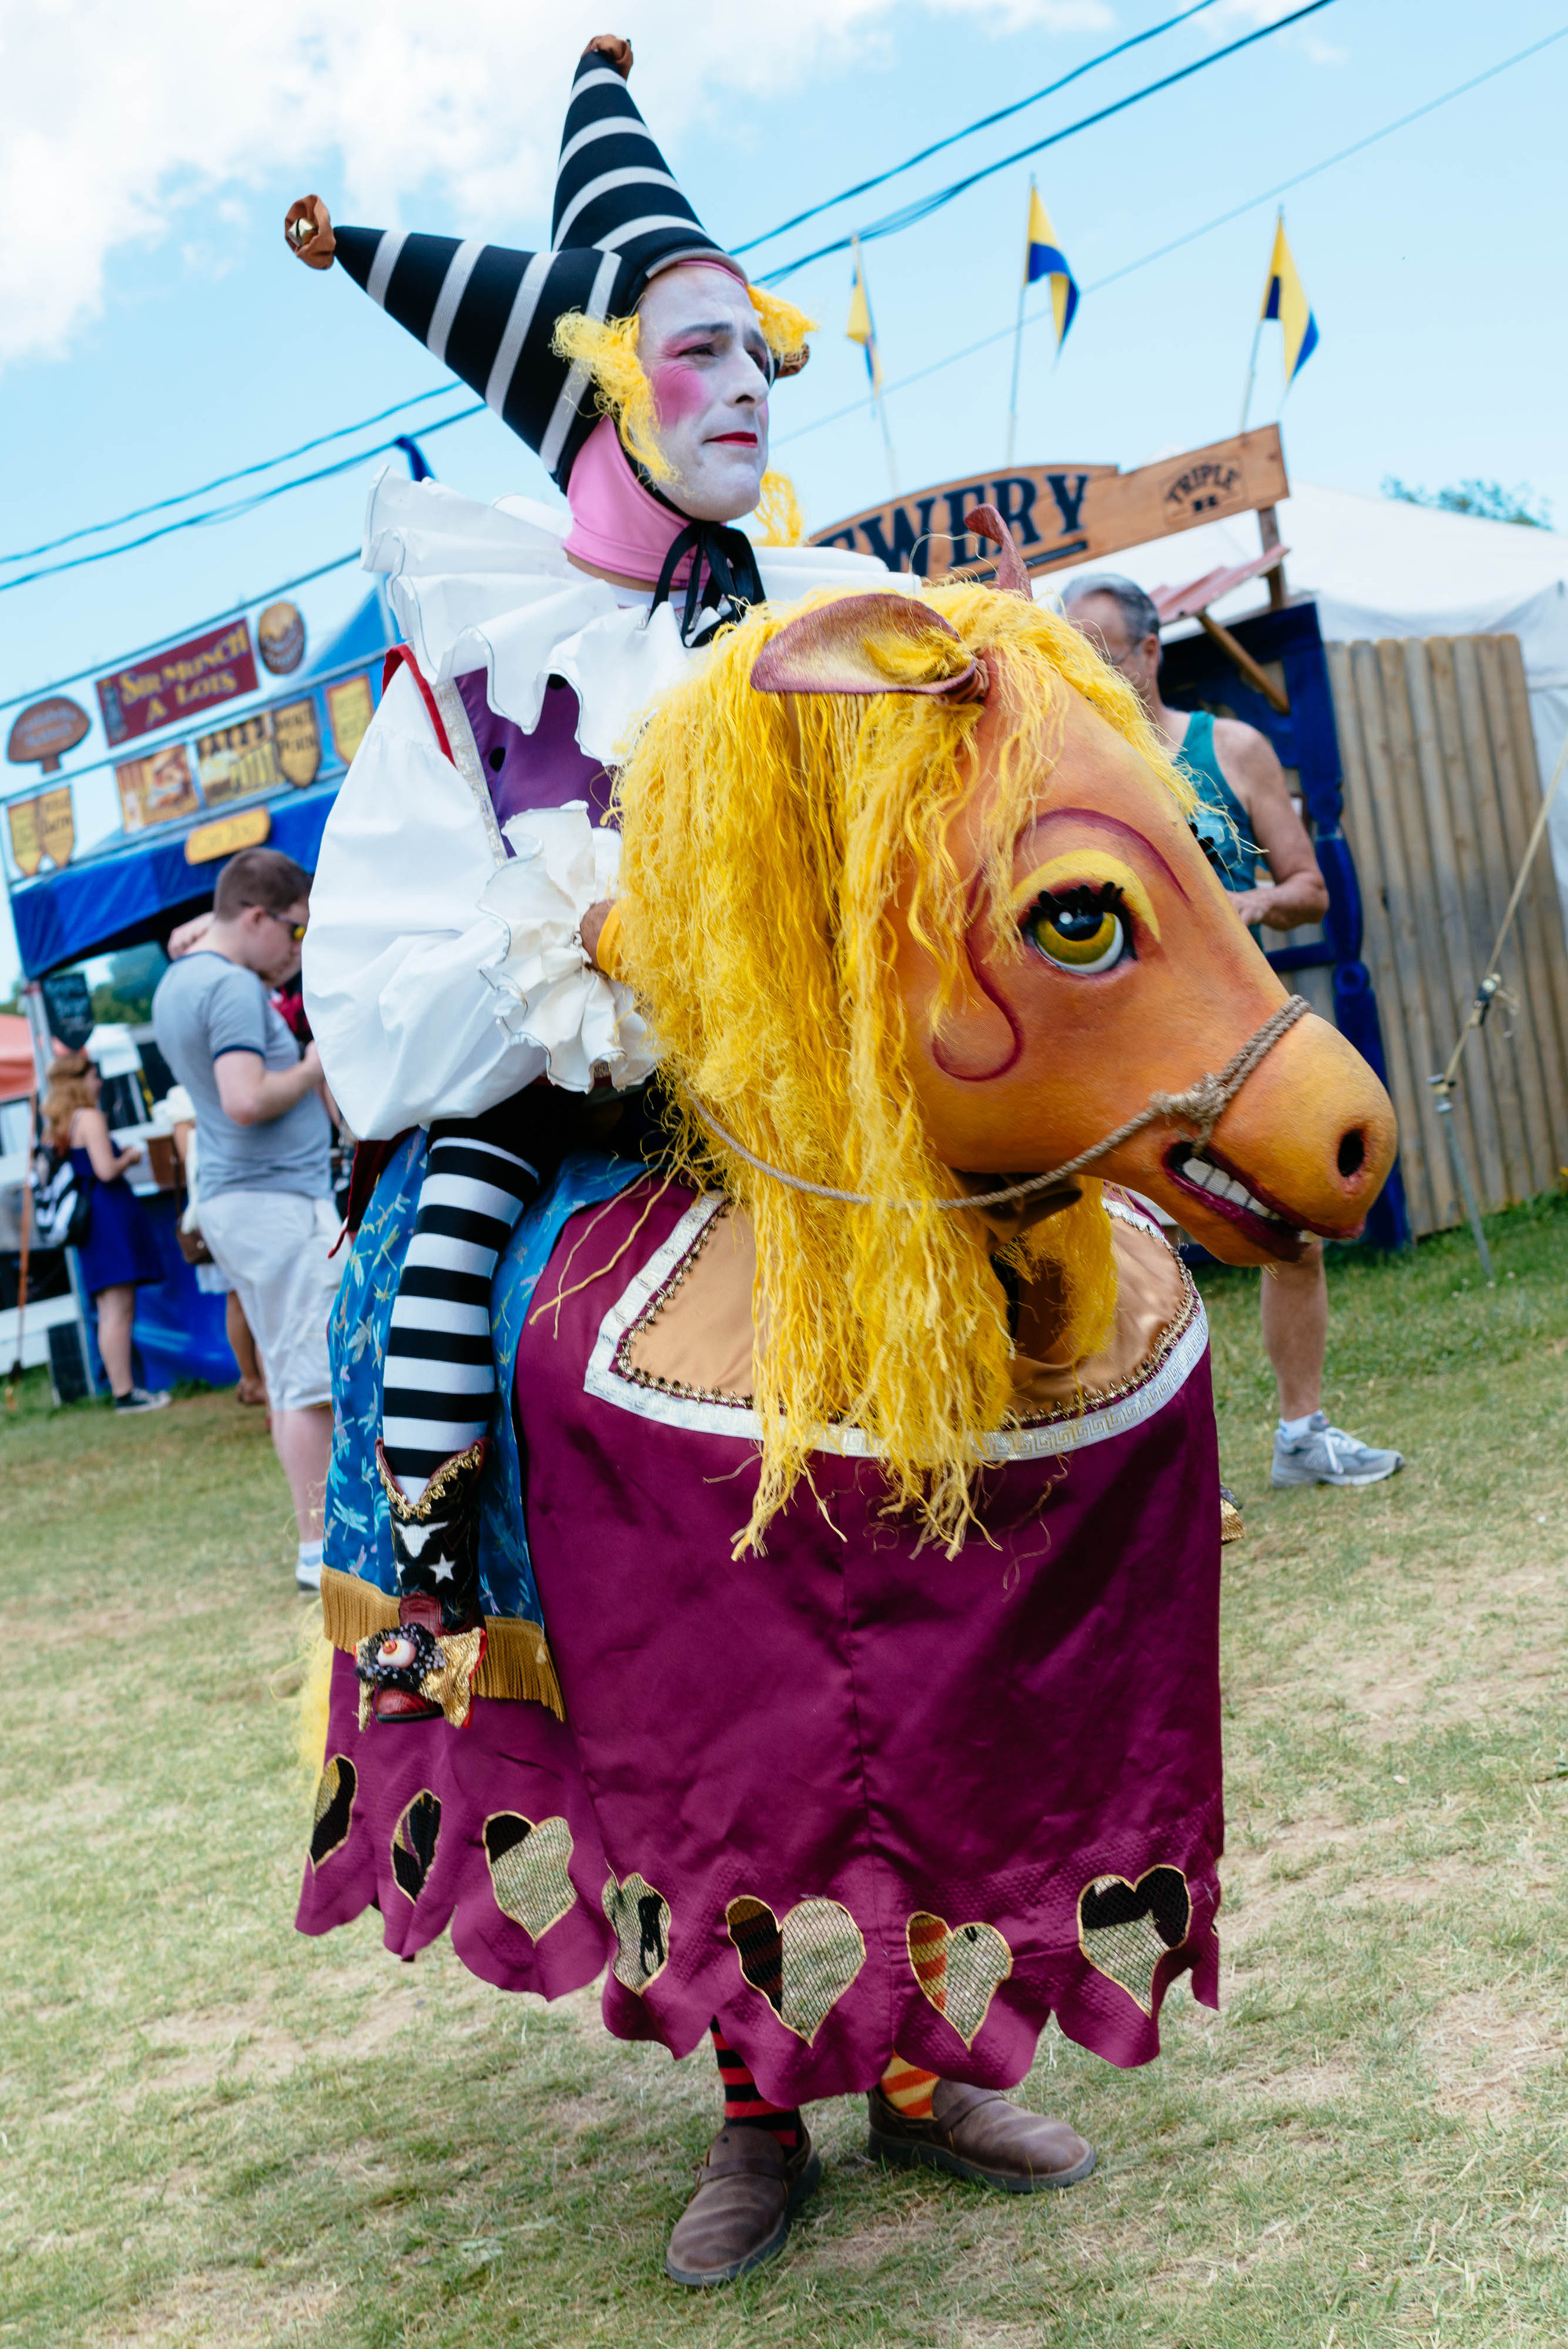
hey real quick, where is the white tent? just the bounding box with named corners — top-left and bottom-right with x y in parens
top-left (1051, 481), bottom-right (1568, 937)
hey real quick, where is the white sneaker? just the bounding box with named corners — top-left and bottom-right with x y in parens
top-left (114, 1387), bottom-right (172, 1414)
top-left (1272, 1412), bottom-right (1403, 1488)
top-left (295, 1553), bottom-right (323, 1592)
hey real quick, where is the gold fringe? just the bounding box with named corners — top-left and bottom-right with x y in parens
top-left (320, 1567), bottom-right (566, 1721)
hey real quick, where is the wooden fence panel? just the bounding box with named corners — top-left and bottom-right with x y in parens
top-left (1329, 630), bottom-right (1568, 1233)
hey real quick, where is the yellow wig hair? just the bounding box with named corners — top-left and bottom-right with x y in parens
top-left (746, 285), bottom-right (816, 370)
top-left (612, 583), bottom-right (1195, 1556)
top-left (753, 470), bottom-right (805, 547)
top-left (551, 310), bottom-right (674, 482)
top-left (554, 286), bottom-right (817, 491)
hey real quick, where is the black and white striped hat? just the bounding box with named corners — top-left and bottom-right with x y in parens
top-left (328, 38), bottom-right (741, 490)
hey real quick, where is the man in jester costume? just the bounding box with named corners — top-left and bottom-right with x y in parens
top-left (289, 34), bottom-right (1396, 2291)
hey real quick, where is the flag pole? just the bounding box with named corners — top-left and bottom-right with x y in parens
top-left (855, 234), bottom-right (899, 496)
top-left (1239, 316), bottom-right (1264, 434)
top-left (1005, 178), bottom-right (1033, 467)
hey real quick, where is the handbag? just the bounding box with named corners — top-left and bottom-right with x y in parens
top-left (31, 1145), bottom-right (93, 1251)
top-left (176, 1218), bottom-right (214, 1267)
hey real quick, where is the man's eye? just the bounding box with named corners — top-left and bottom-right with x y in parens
top-left (1025, 885), bottom-right (1131, 974)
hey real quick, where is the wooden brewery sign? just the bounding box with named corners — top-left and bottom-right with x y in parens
top-left (811, 424), bottom-right (1288, 580)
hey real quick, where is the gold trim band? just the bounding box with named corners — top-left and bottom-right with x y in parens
top-left (321, 1567), bottom-right (565, 1721)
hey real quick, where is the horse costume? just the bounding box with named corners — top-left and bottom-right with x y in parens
top-left (301, 579), bottom-right (1395, 2281)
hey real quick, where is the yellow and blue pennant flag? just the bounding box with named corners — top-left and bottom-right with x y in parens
top-left (845, 237), bottom-right (882, 390)
top-left (1025, 182), bottom-right (1078, 350)
top-left (1260, 212), bottom-right (1318, 386)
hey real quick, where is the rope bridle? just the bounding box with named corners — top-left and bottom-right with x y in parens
top-left (687, 993), bottom-right (1311, 1213)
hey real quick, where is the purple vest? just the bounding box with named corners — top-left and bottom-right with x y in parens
top-left (455, 670), bottom-right (615, 842)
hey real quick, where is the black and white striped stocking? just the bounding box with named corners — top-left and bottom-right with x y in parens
top-left (379, 1111), bottom-right (540, 1498)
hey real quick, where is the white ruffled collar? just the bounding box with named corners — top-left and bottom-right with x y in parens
top-left (359, 468), bottom-right (902, 766)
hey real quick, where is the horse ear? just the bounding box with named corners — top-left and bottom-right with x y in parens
top-left (750, 594), bottom-right (987, 702)
top-left (964, 506), bottom-right (1032, 599)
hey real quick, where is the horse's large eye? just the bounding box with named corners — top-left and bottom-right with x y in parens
top-left (1025, 884), bottom-right (1131, 975)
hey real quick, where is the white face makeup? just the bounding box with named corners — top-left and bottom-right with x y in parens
top-left (634, 263), bottom-right (771, 521)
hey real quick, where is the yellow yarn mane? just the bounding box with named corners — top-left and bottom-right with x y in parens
top-left (613, 583), bottom-right (1194, 1557)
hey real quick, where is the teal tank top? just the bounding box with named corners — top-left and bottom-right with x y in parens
top-left (1177, 711), bottom-right (1256, 897)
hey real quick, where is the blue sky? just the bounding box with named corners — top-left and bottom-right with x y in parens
top-left (4, 0), bottom-right (1567, 994)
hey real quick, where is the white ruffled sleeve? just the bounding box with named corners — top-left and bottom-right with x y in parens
top-left (478, 807), bottom-right (655, 1095)
top-left (303, 663), bottom-right (551, 1137)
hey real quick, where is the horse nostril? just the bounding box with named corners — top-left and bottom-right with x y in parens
top-left (1337, 1127), bottom-right (1366, 1179)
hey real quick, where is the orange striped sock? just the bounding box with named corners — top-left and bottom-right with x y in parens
top-left (880, 2053), bottom-right (939, 2119)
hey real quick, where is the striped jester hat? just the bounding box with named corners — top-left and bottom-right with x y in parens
top-left (285, 35), bottom-right (746, 489)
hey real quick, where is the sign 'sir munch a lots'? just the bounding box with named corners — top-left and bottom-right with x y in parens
top-left (812, 425), bottom-right (1288, 582)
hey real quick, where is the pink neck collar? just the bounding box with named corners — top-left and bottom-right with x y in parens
top-left (563, 416), bottom-right (696, 585)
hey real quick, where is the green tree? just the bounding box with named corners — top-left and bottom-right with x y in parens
top-left (1382, 476), bottom-right (1552, 529)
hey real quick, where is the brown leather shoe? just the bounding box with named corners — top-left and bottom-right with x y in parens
top-left (665, 2124), bottom-right (821, 2287)
top-left (866, 2080), bottom-right (1095, 2193)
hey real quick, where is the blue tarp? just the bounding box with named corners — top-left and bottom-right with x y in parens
top-left (7, 585), bottom-right (395, 978)
top-left (10, 779), bottom-right (342, 976)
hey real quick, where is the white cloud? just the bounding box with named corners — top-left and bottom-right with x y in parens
top-left (0, 0), bottom-right (1109, 371)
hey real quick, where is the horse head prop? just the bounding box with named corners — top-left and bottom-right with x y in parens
top-left (612, 582), bottom-right (1396, 1550)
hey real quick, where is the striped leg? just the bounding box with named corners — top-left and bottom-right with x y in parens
top-left (710, 2023), bottom-right (801, 2151)
top-left (380, 1113), bottom-right (540, 1498)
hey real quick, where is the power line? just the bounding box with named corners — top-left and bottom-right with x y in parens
top-left (0, 550), bottom-right (361, 718)
top-left (0, 0), bottom-right (1250, 579)
top-left (730, 0), bottom-right (1224, 256)
top-left (0, 383), bottom-right (468, 571)
top-left (0, 405), bottom-right (483, 597)
top-left (774, 20), bottom-right (1568, 454)
top-left (756, 0), bottom-right (1338, 285)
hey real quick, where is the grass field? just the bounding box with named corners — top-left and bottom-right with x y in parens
top-left (5, 1196), bottom-right (1568, 2347)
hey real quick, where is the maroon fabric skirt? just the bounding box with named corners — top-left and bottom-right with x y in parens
top-left (299, 1182), bottom-right (1224, 2107)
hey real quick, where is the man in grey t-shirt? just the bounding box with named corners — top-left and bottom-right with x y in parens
top-left (153, 847), bottom-right (343, 1588)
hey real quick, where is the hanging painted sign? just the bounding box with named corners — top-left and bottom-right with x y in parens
top-left (6, 785), bottom-right (75, 877)
top-left (258, 601), bottom-right (307, 675)
top-left (186, 808), bottom-right (273, 864)
top-left (115, 743), bottom-right (200, 831)
top-left (812, 425), bottom-right (1289, 581)
top-left (96, 618), bottom-right (259, 747)
top-left (5, 695), bottom-right (90, 775)
top-left (325, 672), bottom-right (376, 766)
top-left (196, 714), bottom-right (285, 805)
top-left (272, 695), bottom-right (323, 786)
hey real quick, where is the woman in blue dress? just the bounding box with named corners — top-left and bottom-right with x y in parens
top-left (42, 1052), bottom-right (170, 1414)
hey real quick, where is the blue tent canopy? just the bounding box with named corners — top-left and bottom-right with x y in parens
top-left (7, 586), bottom-right (394, 978)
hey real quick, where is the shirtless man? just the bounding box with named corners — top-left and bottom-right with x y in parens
top-left (1064, 573), bottom-right (1402, 1491)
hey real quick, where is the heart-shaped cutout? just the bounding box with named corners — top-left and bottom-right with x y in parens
top-left (602, 1870), bottom-right (671, 1993)
top-left (390, 1788), bottom-right (441, 1903)
top-left (310, 1755), bottom-right (356, 1870)
top-left (906, 1910), bottom-right (1011, 2046)
top-left (726, 1895), bottom-right (866, 2044)
top-left (1078, 1865), bottom-right (1191, 2016)
top-left (483, 1812), bottom-right (575, 1942)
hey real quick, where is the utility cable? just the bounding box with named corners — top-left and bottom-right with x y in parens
top-left (0, 383), bottom-right (470, 570)
top-left (731, 0), bottom-right (1224, 255)
top-left (0, 0), bottom-right (1245, 575)
top-left (774, 20), bottom-right (1568, 452)
top-left (0, 405), bottom-right (482, 597)
top-left (0, 550), bottom-right (361, 718)
top-left (755, 0), bottom-right (1338, 285)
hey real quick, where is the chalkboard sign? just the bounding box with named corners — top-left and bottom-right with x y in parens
top-left (41, 969), bottom-right (94, 1050)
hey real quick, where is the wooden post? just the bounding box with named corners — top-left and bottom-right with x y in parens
top-left (1196, 611), bottom-right (1290, 715)
top-left (1258, 506), bottom-right (1287, 608)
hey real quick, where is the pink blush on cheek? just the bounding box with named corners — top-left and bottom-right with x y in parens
top-left (648, 358), bottom-right (708, 426)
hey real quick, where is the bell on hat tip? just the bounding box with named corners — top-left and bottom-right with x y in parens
top-left (285, 194), bottom-right (336, 270)
top-left (583, 31), bottom-right (633, 74)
